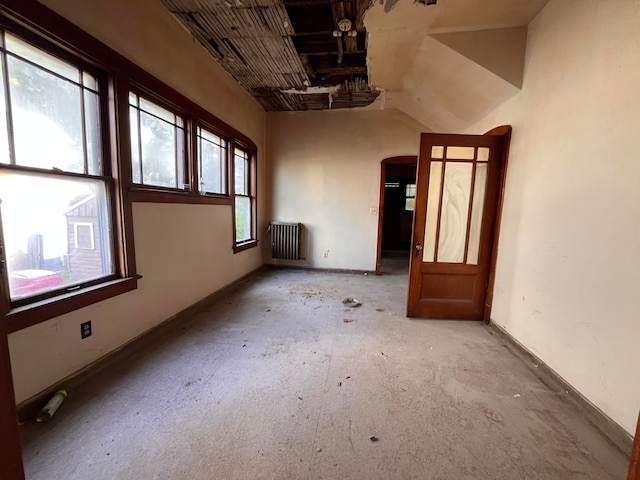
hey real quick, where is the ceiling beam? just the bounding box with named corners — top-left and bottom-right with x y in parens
top-left (315, 65), bottom-right (367, 75)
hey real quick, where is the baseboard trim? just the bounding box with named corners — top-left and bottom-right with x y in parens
top-left (17, 265), bottom-right (266, 423)
top-left (487, 321), bottom-right (633, 456)
top-left (265, 264), bottom-right (375, 276)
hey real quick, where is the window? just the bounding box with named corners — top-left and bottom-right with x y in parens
top-left (0, 2), bottom-right (258, 331)
top-left (0, 30), bottom-right (117, 306)
top-left (197, 126), bottom-right (227, 195)
top-left (74, 222), bottom-right (95, 250)
top-left (405, 183), bottom-right (416, 211)
top-left (233, 147), bottom-right (255, 247)
top-left (129, 92), bottom-right (186, 189)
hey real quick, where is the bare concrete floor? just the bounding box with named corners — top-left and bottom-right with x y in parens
top-left (20, 268), bottom-right (628, 479)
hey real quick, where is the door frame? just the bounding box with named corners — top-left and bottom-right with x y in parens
top-left (482, 125), bottom-right (512, 322)
top-left (375, 156), bottom-right (417, 275)
top-left (629, 410), bottom-right (640, 480)
top-left (0, 206), bottom-right (25, 479)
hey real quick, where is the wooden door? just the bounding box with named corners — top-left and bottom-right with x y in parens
top-left (407, 132), bottom-right (504, 319)
top-left (629, 410), bottom-right (640, 480)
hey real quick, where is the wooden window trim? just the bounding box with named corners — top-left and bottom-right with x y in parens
top-left (233, 240), bottom-right (259, 254)
top-left (6, 277), bottom-right (138, 333)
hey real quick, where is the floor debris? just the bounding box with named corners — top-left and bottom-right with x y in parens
top-left (36, 390), bottom-right (68, 423)
top-left (343, 318), bottom-right (354, 323)
top-left (376, 308), bottom-right (384, 312)
top-left (369, 435), bottom-right (379, 442)
top-left (342, 298), bottom-right (362, 308)
top-left (338, 382), bottom-right (342, 387)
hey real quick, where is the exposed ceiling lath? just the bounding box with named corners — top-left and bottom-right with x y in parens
top-left (160, 0), bottom-right (380, 111)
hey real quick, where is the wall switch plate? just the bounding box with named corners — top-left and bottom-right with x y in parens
top-left (81, 321), bottom-right (92, 339)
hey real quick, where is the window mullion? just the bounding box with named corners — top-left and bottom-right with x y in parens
top-left (1, 46), bottom-right (16, 165)
top-left (79, 78), bottom-right (89, 174)
top-left (136, 101), bottom-right (143, 184)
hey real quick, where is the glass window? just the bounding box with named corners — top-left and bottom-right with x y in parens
top-left (0, 31), bottom-right (116, 305)
top-left (129, 92), bottom-right (186, 189)
top-left (405, 183), bottom-right (416, 211)
top-left (234, 147), bottom-right (254, 244)
top-left (197, 127), bottom-right (227, 194)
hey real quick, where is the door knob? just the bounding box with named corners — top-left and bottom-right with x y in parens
top-left (415, 244), bottom-right (423, 251)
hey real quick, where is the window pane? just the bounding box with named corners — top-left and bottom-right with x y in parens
top-left (82, 71), bottom-right (97, 91)
top-left (198, 127), bottom-right (226, 194)
top-left (8, 55), bottom-right (84, 172)
top-left (235, 195), bottom-right (251, 242)
top-left (128, 92), bottom-right (138, 107)
top-left (406, 184), bottom-right (416, 197)
top-left (139, 97), bottom-right (176, 124)
top-left (129, 106), bottom-right (141, 184)
top-left (437, 162), bottom-right (473, 263)
top-left (129, 94), bottom-right (185, 189)
top-left (405, 198), bottom-right (415, 211)
top-left (6, 33), bottom-right (79, 82)
top-left (84, 90), bottom-right (102, 175)
top-left (467, 164), bottom-right (488, 265)
top-left (446, 146), bottom-right (475, 160)
top-left (234, 150), bottom-right (247, 195)
top-left (423, 161), bottom-right (442, 262)
top-left (139, 110), bottom-right (178, 187)
top-left (431, 146), bottom-right (444, 159)
top-left (0, 170), bottom-right (114, 301)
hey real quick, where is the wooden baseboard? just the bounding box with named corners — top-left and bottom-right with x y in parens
top-left (265, 264), bottom-right (375, 276)
top-left (17, 266), bottom-right (265, 422)
top-left (487, 321), bottom-right (633, 456)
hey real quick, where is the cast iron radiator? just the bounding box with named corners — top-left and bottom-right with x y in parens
top-left (270, 222), bottom-right (302, 260)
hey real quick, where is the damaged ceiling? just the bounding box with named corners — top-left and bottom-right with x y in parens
top-left (161, 0), bottom-right (396, 111)
top-left (160, 0), bottom-right (549, 125)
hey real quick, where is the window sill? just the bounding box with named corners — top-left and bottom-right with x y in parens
top-left (233, 240), bottom-right (258, 254)
top-left (129, 187), bottom-right (232, 205)
top-left (6, 276), bottom-right (139, 333)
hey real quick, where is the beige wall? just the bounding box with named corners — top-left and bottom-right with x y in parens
top-left (467, 0), bottom-right (640, 435)
top-left (9, 0), bottom-right (266, 403)
top-left (266, 108), bottom-right (427, 270)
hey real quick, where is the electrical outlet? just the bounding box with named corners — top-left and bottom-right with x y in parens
top-left (323, 250), bottom-right (329, 259)
top-left (81, 321), bottom-right (92, 339)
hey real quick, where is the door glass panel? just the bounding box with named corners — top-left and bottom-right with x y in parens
top-left (437, 162), bottom-right (473, 263)
top-left (477, 147), bottom-right (490, 161)
top-left (446, 146), bottom-right (475, 160)
top-left (422, 161), bottom-right (442, 262)
top-left (431, 146), bottom-right (444, 159)
top-left (467, 163), bottom-right (487, 265)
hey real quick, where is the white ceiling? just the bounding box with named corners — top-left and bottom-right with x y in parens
top-left (363, 0), bottom-right (550, 131)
